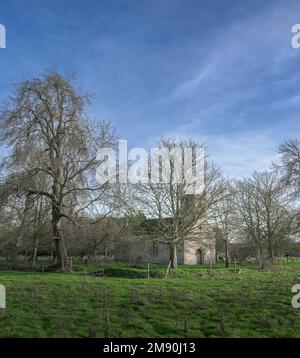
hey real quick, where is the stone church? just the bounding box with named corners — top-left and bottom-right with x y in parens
top-left (113, 236), bottom-right (215, 265)
top-left (112, 194), bottom-right (216, 265)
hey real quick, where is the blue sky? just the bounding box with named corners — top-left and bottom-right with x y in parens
top-left (0, 0), bottom-right (300, 177)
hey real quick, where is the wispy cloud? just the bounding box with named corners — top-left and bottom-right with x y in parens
top-left (154, 1), bottom-right (300, 177)
top-left (160, 1), bottom-right (300, 123)
top-left (163, 61), bottom-right (216, 102)
top-left (1, 0), bottom-right (299, 178)
top-left (203, 133), bottom-right (280, 178)
top-left (155, 128), bottom-right (279, 179)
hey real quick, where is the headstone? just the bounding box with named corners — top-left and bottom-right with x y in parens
top-left (263, 259), bottom-right (276, 272)
top-left (0, 284), bottom-right (6, 309)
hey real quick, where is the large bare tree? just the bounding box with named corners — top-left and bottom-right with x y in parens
top-left (0, 71), bottom-right (115, 269)
top-left (234, 171), bottom-right (297, 268)
top-left (130, 137), bottom-right (225, 268)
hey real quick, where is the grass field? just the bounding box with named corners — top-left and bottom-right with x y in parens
top-left (0, 260), bottom-right (300, 338)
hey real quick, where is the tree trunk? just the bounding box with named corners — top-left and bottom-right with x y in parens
top-left (12, 195), bottom-right (33, 264)
top-left (24, 250), bottom-right (28, 264)
top-left (268, 242), bottom-right (275, 262)
top-left (50, 243), bottom-right (55, 262)
top-left (31, 233), bottom-right (39, 267)
top-left (62, 235), bottom-right (69, 260)
top-left (52, 205), bottom-right (65, 270)
top-left (224, 240), bottom-right (229, 268)
top-left (170, 243), bottom-right (178, 269)
top-left (257, 247), bottom-right (264, 270)
top-left (11, 240), bottom-right (20, 265)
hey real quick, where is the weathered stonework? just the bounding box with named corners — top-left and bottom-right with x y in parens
top-left (112, 236), bottom-right (215, 265)
top-left (111, 194), bottom-right (216, 265)
top-left (183, 239), bottom-right (215, 265)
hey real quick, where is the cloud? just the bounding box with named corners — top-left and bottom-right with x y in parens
top-left (164, 62), bottom-right (216, 102)
top-left (160, 1), bottom-right (300, 124)
top-left (202, 133), bottom-right (279, 178)
top-left (148, 129), bottom-right (280, 179)
top-left (153, 1), bottom-right (300, 178)
top-left (1, 0), bottom-right (299, 179)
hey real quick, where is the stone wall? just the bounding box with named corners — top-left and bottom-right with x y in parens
top-left (112, 239), bottom-right (174, 264)
top-left (183, 239), bottom-right (216, 265)
top-left (112, 237), bottom-right (215, 265)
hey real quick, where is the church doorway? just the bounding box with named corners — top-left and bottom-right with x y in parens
top-left (196, 248), bottom-right (203, 264)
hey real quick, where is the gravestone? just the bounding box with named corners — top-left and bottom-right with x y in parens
top-left (0, 284), bottom-right (6, 309)
top-left (263, 259), bottom-right (276, 272)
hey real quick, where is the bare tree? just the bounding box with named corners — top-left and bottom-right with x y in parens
top-left (211, 180), bottom-right (236, 268)
top-left (0, 71), bottom-right (116, 269)
top-left (234, 171), bottom-right (297, 269)
top-left (278, 139), bottom-right (300, 196)
top-left (130, 137), bottom-right (225, 268)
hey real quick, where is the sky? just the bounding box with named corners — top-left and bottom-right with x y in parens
top-left (0, 0), bottom-right (300, 178)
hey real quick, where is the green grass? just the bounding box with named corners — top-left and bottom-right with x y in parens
top-left (0, 260), bottom-right (300, 338)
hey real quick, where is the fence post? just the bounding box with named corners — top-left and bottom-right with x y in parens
top-left (165, 261), bottom-right (171, 278)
